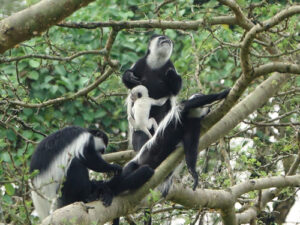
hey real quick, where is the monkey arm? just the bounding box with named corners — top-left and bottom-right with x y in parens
top-left (150, 96), bottom-right (168, 106)
top-left (122, 70), bottom-right (141, 89)
top-left (183, 89), bottom-right (230, 111)
top-left (128, 116), bottom-right (137, 129)
top-left (165, 68), bottom-right (182, 95)
top-left (79, 137), bottom-right (122, 174)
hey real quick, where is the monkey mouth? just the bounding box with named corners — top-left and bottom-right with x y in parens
top-left (160, 39), bottom-right (171, 45)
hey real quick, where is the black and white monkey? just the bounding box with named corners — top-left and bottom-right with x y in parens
top-left (30, 126), bottom-right (122, 220)
top-left (122, 34), bottom-right (182, 151)
top-left (128, 85), bottom-right (168, 138)
top-left (104, 89), bottom-right (230, 206)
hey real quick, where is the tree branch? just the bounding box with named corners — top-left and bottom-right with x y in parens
top-left (0, 66), bottom-right (116, 108)
top-left (102, 150), bottom-right (135, 164)
top-left (0, 49), bottom-right (106, 63)
top-left (167, 175), bottom-right (300, 219)
top-left (241, 6), bottom-right (300, 77)
top-left (236, 144), bottom-right (300, 224)
top-left (57, 17), bottom-right (237, 30)
top-left (254, 62), bottom-right (300, 77)
top-left (231, 176), bottom-right (300, 198)
top-left (218, 0), bottom-right (254, 30)
top-left (0, 0), bottom-right (96, 54)
top-left (201, 5), bottom-right (300, 131)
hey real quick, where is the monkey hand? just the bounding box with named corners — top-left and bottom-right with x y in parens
top-left (165, 68), bottom-right (177, 78)
top-left (111, 164), bottom-right (122, 175)
top-left (217, 88), bottom-right (231, 100)
top-left (98, 184), bottom-right (114, 207)
top-left (122, 70), bottom-right (141, 88)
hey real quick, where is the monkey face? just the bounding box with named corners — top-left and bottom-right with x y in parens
top-left (87, 129), bottom-right (108, 153)
top-left (148, 35), bottom-right (173, 59)
top-left (130, 85), bottom-right (149, 102)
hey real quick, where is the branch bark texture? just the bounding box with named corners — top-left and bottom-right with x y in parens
top-left (0, 0), bottom-right (96, 53)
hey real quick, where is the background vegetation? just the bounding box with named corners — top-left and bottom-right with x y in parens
top-left (0, 0), bottom-right (299, 224)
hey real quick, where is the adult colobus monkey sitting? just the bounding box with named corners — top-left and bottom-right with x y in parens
top-left (30, 126), bottom-right (122, 220)
top-left (122, 34), bottom-right (182, 151)
top-left (103, 89), bottom-right (230, 206)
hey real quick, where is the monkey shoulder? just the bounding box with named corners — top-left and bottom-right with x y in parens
top-left (30, 126), bottom-right (93, 173)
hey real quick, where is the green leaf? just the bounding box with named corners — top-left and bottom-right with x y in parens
top-left (95, 110), bottom-right (107, 118)
top-left (44, 75), bottom-right (54, 83)
top-left (5, 183), bottom-right (15, 196)
top-left (119, 120), bottom-right (128, 132)
top-left (6, 129), bottom-right (16, 141)
top-left (28, 71), bottom-right (39, 80)
top-left (23, 108), bottom-right (33, 116)
top-left (51, 85), bottom-right (59, 94)
top-left (29, 60), bottom-right (40, 68)
top-left (55, 65), bottom-right (66, 76)
top-left (1, 152), bottom-right (10, 162)
top-left (2, 195), bottom-right (13, 204)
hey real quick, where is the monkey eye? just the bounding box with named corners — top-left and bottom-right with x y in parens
top-left (137, 92), bottom-right (142, 98)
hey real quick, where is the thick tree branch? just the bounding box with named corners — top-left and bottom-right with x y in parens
top-left (231, 176), bottom-right (300, 198)
top-left (167, 175), bottom-right (300, 222)
top-left (58, 16), bottom-right (237, 30)
top-left (254, 62), bottom-right (300, 77)
top-left (102, 150), bottom-right (135, 164)
top-left (218, 0), bottom-right (254, 30)
top-left (200, 73), bottom-right (289, 153)
top-left (0, 0), bottom-right (96, 54)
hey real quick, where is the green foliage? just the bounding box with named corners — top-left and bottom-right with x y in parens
top-left (147, 189), bottom-right (161, 204)
top-left (0, 0), bottom-right (299, 224)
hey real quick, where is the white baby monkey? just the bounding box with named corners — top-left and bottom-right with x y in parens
top-left (128, 85), bottom-right (168, 138)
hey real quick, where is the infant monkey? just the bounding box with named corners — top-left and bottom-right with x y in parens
top-left (129, 85), bottom-right (168, 138)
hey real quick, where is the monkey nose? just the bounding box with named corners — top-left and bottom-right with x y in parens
top-left (130, 95), bottom-right (136, 102)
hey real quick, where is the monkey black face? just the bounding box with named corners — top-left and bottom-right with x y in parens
top-left (150, 34), bottom-right (172, 46)
top-left (158, 36), bottom-right (172, 46)
top-left (87, 129), bottom-right (108, 154)
top-left (148, 35), bottom-right (173, 58)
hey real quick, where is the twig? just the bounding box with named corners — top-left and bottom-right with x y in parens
top-left (0, 49), bottom-right (107, 63)
top-left (0, 67), bottom-right (115, 108)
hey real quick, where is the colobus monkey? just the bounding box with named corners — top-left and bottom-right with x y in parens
top-left (30, 126), bottom-right (122, 220)
top-left (123, 34), bottom-right (182, 150)
top-left (103, 89), bottom-right (230, 206)
top-left (129, 85), bottom-right (168, 139)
